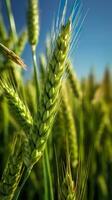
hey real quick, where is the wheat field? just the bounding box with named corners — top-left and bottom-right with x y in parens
top-left (0, 0), bottom-right (112, 199)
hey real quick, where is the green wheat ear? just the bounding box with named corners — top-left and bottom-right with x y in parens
top-left (23, 20), bottom-right (71, 168)
top-left (61, 83), bottom-right (78, 170)
top-left (0, 134), bottom-right (23, 200)
top-left (27, 0), bottom-right (39, 48)
top-left (61, 172), bottom-right (75, 200)
top-left (14, 30), bottom-right (28, 56)
top-left (0, 79), bottom-right (33, 135)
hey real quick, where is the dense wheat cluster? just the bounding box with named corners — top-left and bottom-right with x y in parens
top-left (0, 0), bottom-right (112, 200)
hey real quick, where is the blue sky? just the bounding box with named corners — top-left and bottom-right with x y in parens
top-left (1, 0), bottom-right (112, 79)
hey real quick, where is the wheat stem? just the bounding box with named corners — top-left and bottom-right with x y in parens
top-left (0, 13), bottom-right (7, 41)
top-left (32, 46), bottom-right (40, 109)
top-left (5, 0), bottom-right (17, 42)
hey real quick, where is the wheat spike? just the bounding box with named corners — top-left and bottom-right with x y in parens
top-left (61, 83), bottom-right (78, 169)
top-left (0, 135), bottom-right (23, 200)
top-left (23, 21), bottom-right (71, 168)
top-left (27, 0), bottom-right (39, 47)
top-left (0, 43), bottom-right (26, 68)
top-left (0, 79), bottom-right (33, 134)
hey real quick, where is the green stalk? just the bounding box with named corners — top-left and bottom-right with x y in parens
top-left (43, 154), bottom-right (49, 200)
top-left (5, 0), bottom-right (17, 42)
top-left (2, 99), bottom-right (9, 165)
top-left (31, 45), bottom-right (40, 109)
top-left (43, 147), bottom-right (54, 200)
top-left (3, 99), bottom-right (9, 148)
top-left (0, 13), bottom-right (7, 41)
top-left (13, 167), bottom-right (32, 200)
top-left (79, 103), bottom-right (84, 163)
top-left (45, 147), bottom-right (54, 200)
